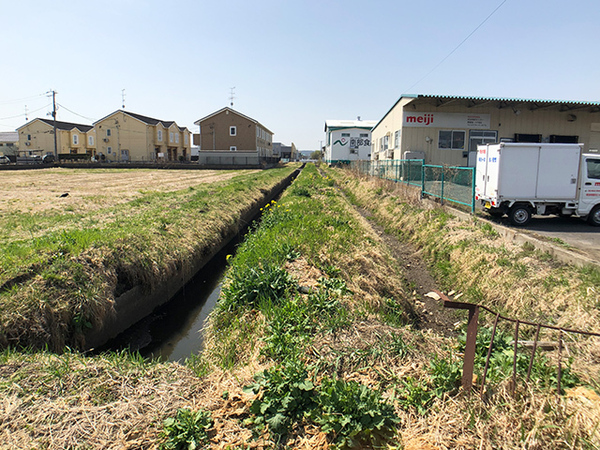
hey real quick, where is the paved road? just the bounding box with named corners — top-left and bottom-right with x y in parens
top-left (489, 214), bottom-right (600, 263)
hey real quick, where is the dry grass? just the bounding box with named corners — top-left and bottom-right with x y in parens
top-left (0, 167), bottom-right (250, 214)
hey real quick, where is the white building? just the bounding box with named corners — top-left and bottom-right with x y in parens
top-left (324, 119), bottom-right (377, 164)
top-left (372, 94), bottom-right (600, 166)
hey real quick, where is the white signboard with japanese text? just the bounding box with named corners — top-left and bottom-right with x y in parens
top-left (403, 112), bottom-right (490, 129)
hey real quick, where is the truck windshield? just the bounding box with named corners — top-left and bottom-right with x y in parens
top-left (587, 159), bottom-right (600, 179)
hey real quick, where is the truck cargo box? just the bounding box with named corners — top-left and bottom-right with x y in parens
top-left (476, 143), bottom-right (583, 204)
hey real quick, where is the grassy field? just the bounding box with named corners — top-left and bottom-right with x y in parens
top-left (1, 163), bottom-right (599, 449)
top-left (0, 166), bottom-right (297, 351)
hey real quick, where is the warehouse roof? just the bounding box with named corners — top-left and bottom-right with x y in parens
top-left (324, 119), bottom-right (377, 132)
top-left (374, 94), bottom-right (600, 129)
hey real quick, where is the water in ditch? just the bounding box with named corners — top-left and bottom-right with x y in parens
top-left (100, 239), bottom-right (238, 362)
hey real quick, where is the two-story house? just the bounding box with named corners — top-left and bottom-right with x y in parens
top-left (93, 110), bottom-right (191, 162)
top-left (16, 118), bottom-right (94, 158)
top-left (194, 107), bottom-right (273, 156)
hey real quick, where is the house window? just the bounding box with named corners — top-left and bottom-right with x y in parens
top-left (230, 126), bottom-right (237, 136)
top-left (169, 132), bottom-right (174, 143)
top-left (394, 130), bottom-right (400, 148)
top-left (175, 134), bottom-right (179, 144)
top-left (106, 129), bottom-right (111, 137)
top-left (439, 130), bottom-right (465, 150)
top-left (27, 134), bottom-right (31, 141)
top-left (158, 130), bottom-right (163, 141)
top-left (73, 134), bottom-right (79, 145)
top-left (184, 134), bottom-right (188, 144)
top-left (88, 136), bottom-right (94, 146)
top-left (230, 146), bottom-right (237, 151)
top-left (107, 147), bottom-right (112, 154)
top-left (360, 133), bottom-right (369, 138)
top-left (341, 133), bottom-right (350, 137)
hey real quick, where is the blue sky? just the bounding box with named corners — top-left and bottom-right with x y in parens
top-left (1, 0), bottom-right (599, 150)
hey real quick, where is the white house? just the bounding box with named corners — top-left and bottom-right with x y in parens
top-left (324, 119), bottom-right (377, 164)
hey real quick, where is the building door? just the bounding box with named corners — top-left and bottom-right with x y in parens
top-left (468, 130), bottom-right (498, 167)
top-left (588, 131), bottom-right (600, 152)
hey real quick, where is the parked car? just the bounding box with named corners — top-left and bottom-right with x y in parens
top-left (42, 154), bottom-right (55, 164)
top-left (0, 155), bottom-right (10, 165)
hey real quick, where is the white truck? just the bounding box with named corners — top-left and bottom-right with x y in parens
top-left (475, 142), bottom-right (600, 226)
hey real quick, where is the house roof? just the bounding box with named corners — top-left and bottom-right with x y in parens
top-left (194, 107), bottom-right (273, 134)
top-left (94, 110), bottom-right (187, 130)
top-left (0, 132), bottom-right (19, 142)
top-left (17, 118), bottom-right (93, 132)
top-left (374, 94), bottom-right (600, 130)
top-left (324, 120), bottom-right (377, 132)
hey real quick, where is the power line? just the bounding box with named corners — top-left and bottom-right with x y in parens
top-left (0, 92), bottom-right (47, 106)
top-left (0, 103), bottom-right (52, 121)
top-left (402, 0), bottom-right (507, 94)
top-left (56, 103), bottom-right (95, 122)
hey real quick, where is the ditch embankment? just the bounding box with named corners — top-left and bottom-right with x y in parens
top-left (84, 168), bottom-right (300, 350)
top-left (0, 165), bottom-right (300, 352)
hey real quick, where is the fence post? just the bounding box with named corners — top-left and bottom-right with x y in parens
top-left (441, 294), bottom-right (479, 393)
top-left (421, 163), bottom-right (425, 198)
top-left (471, 167), bottom-right (476, 213)
top-left (440, 167), bottom-right (445, 206)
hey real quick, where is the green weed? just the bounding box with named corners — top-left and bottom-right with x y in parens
top-left (309, 377), bottom-right (400, 449)
top-left (160, 408), bottom-right (213, 450)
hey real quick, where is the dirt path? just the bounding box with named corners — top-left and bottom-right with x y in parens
top-left (354, 206), bottom-right (460, 337)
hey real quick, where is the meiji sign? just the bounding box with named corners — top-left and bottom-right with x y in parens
top-left (403, 112), bottom-right (490, 129)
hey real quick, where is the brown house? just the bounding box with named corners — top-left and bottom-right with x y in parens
top-left (194, 107), bottom-right (273, 156)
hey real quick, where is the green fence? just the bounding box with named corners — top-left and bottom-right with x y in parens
top-left (350, 159), bottom-right (475, 212)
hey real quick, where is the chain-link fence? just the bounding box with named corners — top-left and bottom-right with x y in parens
top-left (350, 159), bottom-right (475, 212)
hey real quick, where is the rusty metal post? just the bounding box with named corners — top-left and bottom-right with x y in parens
top-left (526, 324), bottom-right (541, 383)
top-left (443, 296), bottom-right (480, 393)
top-left (463, 305), bottom-right (480, 392)
top-left (481, 313), bottom-right (500, 396)
top-left (512, 320), bottom-right (520, 394)
top-left (557, 330), bottom-right (563, 395)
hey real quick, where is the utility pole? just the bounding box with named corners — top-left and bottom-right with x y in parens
top-left (51, 90), bottom-right (58, 158)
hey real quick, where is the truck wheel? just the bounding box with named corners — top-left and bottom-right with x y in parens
top-left (588, 205), bottom-right (600, 227)
top-left (509, 205), bottom-right (532, 226)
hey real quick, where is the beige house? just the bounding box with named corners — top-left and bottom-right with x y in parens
top-left (16, 118), bottom-right (94, 158)
top-left (94, 110), bottom-right (191, 162)
top-left (194, 107), bottom-right (273, 156)
top-left (372, 94), bottom-right (600, 166)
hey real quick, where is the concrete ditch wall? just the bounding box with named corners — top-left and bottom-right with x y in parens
top-left (84, 168), bottom-right (301, 350)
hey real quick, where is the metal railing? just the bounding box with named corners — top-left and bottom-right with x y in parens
top-left (350, 159), bottom-right (476, 212)
top-left (440, 291), bottom-right (600, 396)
